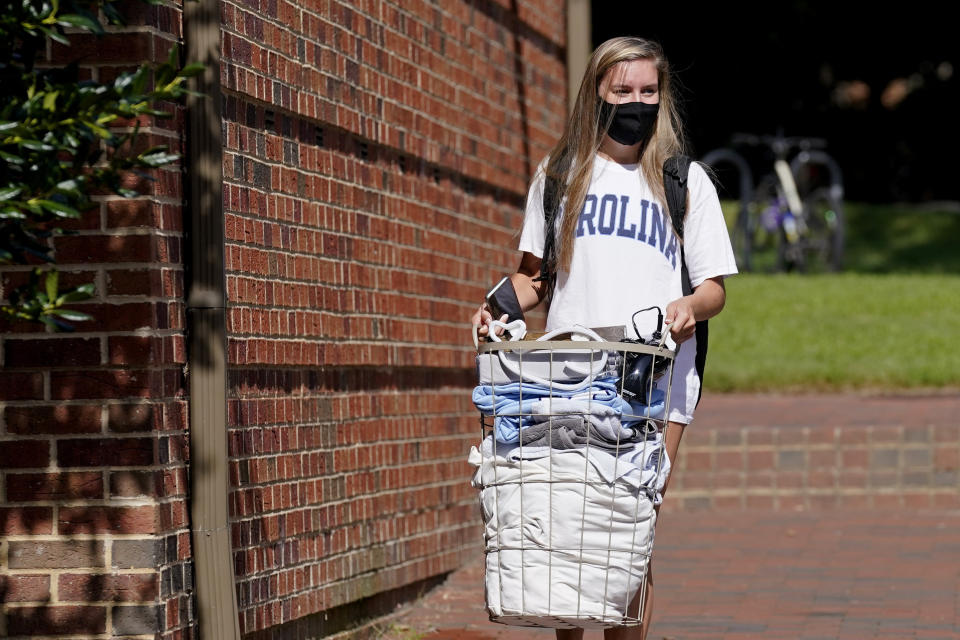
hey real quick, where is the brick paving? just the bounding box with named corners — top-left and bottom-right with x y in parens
top-left (380, 393), bottom-right (960, 640)
top-left (384, 509), bottom-right (960, 640)
top-left (693, 392), bottom-right (960, 431)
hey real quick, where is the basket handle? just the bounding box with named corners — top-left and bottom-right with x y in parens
top-left (488, 325), bottom-right (609, 390)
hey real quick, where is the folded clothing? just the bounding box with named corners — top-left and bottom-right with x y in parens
top-left (473, 379), bottom-right (664, 444)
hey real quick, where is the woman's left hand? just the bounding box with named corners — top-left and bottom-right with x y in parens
top-left (664, 296), bottom-right (697, 344)
top-left (664, 277), bottom-right (728, 344)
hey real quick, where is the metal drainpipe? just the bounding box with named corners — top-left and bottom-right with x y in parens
top-left (184, 1), bottom-right (241, 638)
top-left (566, 0), bottom-right (592, 109)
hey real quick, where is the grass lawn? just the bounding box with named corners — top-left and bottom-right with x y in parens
top-left (707, 273), bottom-right (960, 392)
top-left (708, 202), bottom-right (960, 392)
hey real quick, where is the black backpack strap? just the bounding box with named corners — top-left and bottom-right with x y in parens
top-left (663, 154), bottom-right (709, 407)
top-left (663, 154), bottom-right (693, 295)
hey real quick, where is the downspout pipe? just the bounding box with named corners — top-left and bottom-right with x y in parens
top-left (566, 0), bottom-right (592, 110)
top-left (184, 1), bottom-right (241, 638)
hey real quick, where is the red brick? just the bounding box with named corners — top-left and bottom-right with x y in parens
top-left (680, 450), bottom-right (711, 472)
top-left (745, 495), bottom-right (775, 510)
top-left (58, 505), bottom-right (158, 535)
top-left (108, 336), bottom-right (167, 365)
top-left (50, 370), bottom-right (157, 400)
top-left (712, 495), bottom-right (743, 511)
top-left (67, 302), bottom-right (157, 332)
top-left (5, 405), bottom-right (103, 435)
top-left (715, 451), bottom-right (744, 470)
top-left (104, 198), bottom-right (157, 228)
top-left (54, 205), bottom-right (101, 231)
top-left (107, 403), bottom-right (160, 433)
top-left (0, 574), bottom-right (51, 602)
top-left (838, 428), bottom-right (868, 444)
top-left (110, 470), bottom-right (159, 497)
top-left (5, 604), bottom-right (107, 636)
top-left (55, 233), bottom-right (155, 263)
top-left (932, 425), bottom-right (959, 442)
top-left (6, 471), bottom-right (104, 501)
top-left (0, 372), bottom-right (44, 400)
top-left (0, 439), bottom-right (51, 468)
top-left (808, 449), bottom-right (836, 469)
top-left (745, 428), bottom-right (774, 445)
top-left (106, 268), bottom-right (162, 296)
top-left (50, 32), bottom-right (152, 64)
top-left (747, 450), bottom-right (774, 471)
top-left (57, 437), bottom-right (154, 467)
top-left (933, 446), bottom-right (959, 471)
top-left (58, 573), bottom-right (158, 602)
top-left (4, 337), bottom-right (100, 368)
top-left (0, 507), bottom-right (54, 535)
top-left (840, 448), bottom-right (868, 469)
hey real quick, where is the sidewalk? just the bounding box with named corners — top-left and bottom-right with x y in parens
top-left (385, 508), bottom-right (960, 640)
top-left (382, 393), bottom-right (960, 640)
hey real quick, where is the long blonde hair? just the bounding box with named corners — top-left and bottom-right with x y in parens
top-left (544, 37), bottom-right (687, 274)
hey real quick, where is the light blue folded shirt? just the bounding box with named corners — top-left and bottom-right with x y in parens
top-left (473, 379), bottom-right (665, 443)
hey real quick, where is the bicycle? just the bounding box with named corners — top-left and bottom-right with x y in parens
top-left (702, 132), bottom-right (846, 273)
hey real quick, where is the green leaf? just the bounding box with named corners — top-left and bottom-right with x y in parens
top-left (21, 139), bottom-right (55, 151)
top-left (0, 187), bottom-right (23, 201)
top-left (179, 62), bottom-right (206, 78)
top-left (44, 269), bottom-right (58, 302)
top-left (84, 122), bottom-right (112, 139)
top-left (0, 151), bottom-right (25, 165)
top-left (39, 315), bottom-right (61, 330)
top-left (43, 90), bottom-right (59, 111)
top-left (56, 283), bottom-right (94, 304)
top-left (0, 208), bottom-right (28, 220)
top-left (44, 27), bottom-right (71, 46)
top-left (57, 13), bottom-right (102, 32)
top-left (139, 151), bottom-right (179, 167)
top-left (47, 308), bottom-right (92, 322)
top-left (34, 199), bottom-right (80, 218)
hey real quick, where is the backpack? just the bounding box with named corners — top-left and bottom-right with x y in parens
top-left (536, 154), bottom-right (709, 404)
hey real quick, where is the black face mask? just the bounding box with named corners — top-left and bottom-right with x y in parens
top-left (599, 99), bottom-right (659, 146)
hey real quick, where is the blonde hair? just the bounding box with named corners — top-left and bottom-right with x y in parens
top-left (544, 36), bottom-right (687, 274)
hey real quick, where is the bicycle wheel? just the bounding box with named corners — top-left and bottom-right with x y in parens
top-left (798, 187), bottom-right (844, 272)
top-left (742, 175), bottom-right (790, 272)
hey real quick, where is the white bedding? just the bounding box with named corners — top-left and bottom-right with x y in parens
top-left (469, 435), bottom-right (666, 628)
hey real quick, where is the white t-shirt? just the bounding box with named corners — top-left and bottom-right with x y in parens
top-left (518, 154), bottom-right (738, 424)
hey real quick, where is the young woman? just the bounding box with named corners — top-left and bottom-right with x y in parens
top-left (472, 36), bottom-right (738, 639)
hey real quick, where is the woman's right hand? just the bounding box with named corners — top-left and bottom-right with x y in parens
top-left (472, 303), bottom-right (507, 339)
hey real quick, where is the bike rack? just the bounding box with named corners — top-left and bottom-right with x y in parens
top-left (790, 150), bottom-right (845, 204)
top-left (700, 148), bottom-right (754, 216)
top-left (700, 148), bottom-right (754, 269)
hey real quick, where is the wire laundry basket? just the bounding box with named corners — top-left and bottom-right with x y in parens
top-left (470, 327), bottom-right (676, 629)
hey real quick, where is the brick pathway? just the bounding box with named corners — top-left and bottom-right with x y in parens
top-left (384, 508), bottom-right (960, 640)
top-left (380, 393), bottom-right (960, 640)
top-left (693, 392), bottom-right (960, 430)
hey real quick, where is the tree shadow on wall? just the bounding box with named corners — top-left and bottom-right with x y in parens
top-left (0, 465), bottom-right (161, 637)
top-left (472, 0), bottom-right (555, 184)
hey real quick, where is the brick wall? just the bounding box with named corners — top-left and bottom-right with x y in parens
top-left (1, 1), bottom-right (568, 638)
top-left (669, 414), bottom-right (960, 512)
top-left (219, 1), bottom-right (566, 636)
top-left (0, 2), bottom-right (194, 638)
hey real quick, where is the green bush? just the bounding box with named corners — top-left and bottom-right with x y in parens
top-left (0, 0), bottom-right (200, 329)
